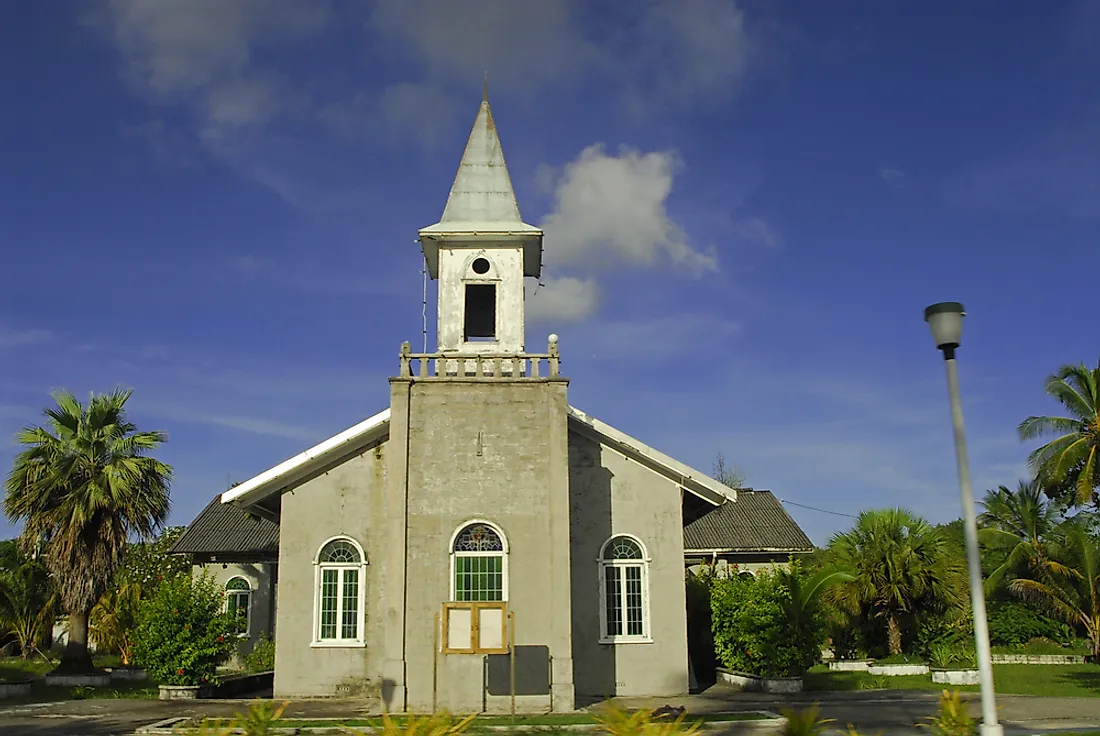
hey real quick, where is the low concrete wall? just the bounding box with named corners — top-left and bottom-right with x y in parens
top-left (717, 668), bottom-right (803, 693)
top-left (106, 667), bottom-right (148, 681)
top-left (931, 669), bottom-right (980, 685)
top-left (44, 673), bottom-right (111, 687)
top-left (828, 660), bottom-right (871, 672)
top-left (0, 681), bottom-right (32, 699)
top-left (990, 654), bottom-right (1085, 665)
top-left (866, 664), bottom-right (929, 676)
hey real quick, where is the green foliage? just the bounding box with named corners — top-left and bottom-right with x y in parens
top-left (1018, 359), bottom-right (1100, 507)
top-left (780, 704), bottom-right (833, 736)
top-left (987, 601), bottom-right (1071, 645)
top-left (3, 388), bottom-right (172, 672)
top-left (825, 509), bottom-right (968, 656)
top-left (979, 480), bottom-right (1062, 593)
top-left (594, 705), bottom-right (702, 736)
top-left (928, 641), bottom-right (977, 669)
top-left (90, 582), bottom-right (141, 665)
top-left (919, 690), bottom-right (976, 736)
top-left (116, 526), bottom-right (190, 593)
top-left (133, 572), bottom-right (241, 686)
top-left (345, 712), bottom-right (478, 736)
top-left (244, 635), bottom-right (276, 674)
top-left (711, 564), bottom-right (835, 677)
top-left (226, 700), bottom-right (288, 736)
top-left (0, 551), bottom-right (57, 659)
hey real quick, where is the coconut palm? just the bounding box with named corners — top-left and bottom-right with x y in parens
top-left (3, 389), bottom-right (171, 673)
top-left (1010, 524), bottom-right (1100, 656)
top-left (979, 480), bottom-right (1062, 593)
top-left (1019, 360), bottom-right (1100, 507)
top-left (826, 508), bottom-right (968, 655)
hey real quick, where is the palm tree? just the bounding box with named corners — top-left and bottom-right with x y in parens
top-left (3, 389), bottom-right (171, 673)
top-left (1019, 360), bottom-right (1100, 507)
top-left (1010, 524), bottom-right (1100, 656)
top-left (826, 508), bottom-right (968, 655)
top-left (979, 480), bottom-right (1061, 593)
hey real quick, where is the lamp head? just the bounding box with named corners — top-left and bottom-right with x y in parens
top-left (924, 302), bottom-right (965, 355)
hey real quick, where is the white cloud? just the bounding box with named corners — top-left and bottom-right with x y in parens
top-left (525, 276), bottom-right (601, 324)
top-left (0, 325), bottom-right (54, 349)
top-left (540, 144), bottom-right (718, 275)
top-left (879, 166), bottom-right (904, 184)
top-left (730, 217), bottom-right (783, 249)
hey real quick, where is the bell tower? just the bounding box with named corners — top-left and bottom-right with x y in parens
top-left (418, 91), bottom-right (542, 355)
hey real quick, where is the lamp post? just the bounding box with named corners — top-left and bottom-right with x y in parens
top-left (924, 302), bottom-right (1002, 736)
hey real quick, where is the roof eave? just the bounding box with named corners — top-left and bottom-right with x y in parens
top-left (566, 405), bottom-right (732, 506)
top-left (221, 408), bottom-right (391, 509)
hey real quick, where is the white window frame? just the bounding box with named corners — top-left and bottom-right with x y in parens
top-left (448, 520), bottom-right (509, 602)
top-left (223, 576), bottom-right (252, 638)
top-left (597, 535), bottom-right (652, 644)
top-left (311, 536), bottom-right (367, 648)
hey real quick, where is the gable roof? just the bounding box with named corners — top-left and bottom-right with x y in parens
top-left (683, 490), bottom-right (814, 553)
top-left (220, 404), bottom-right (731, 512)
top-left (171, 495), bottom-right (280, 559)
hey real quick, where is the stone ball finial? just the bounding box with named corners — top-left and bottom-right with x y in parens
top-left (548, 334), bottom-right (559, 345)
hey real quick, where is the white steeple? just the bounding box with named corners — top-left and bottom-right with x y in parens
top-left (418, 92), bottom-right (542, 355)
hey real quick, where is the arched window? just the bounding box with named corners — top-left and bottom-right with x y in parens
top-left (224, 577), bottom-right (251, 636)
top-left (313, 537), bottom-right (367, 646)
top-left (450, 522), bottom-right (507, 602)
top-left (598, 535), bottom-right (651, 643)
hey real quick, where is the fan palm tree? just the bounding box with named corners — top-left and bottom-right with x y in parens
top-left (3, 388), bottom-right (172, 673)
top-left (979, 480), bottom-right (1062, 593)
top-left (1010, 524), bottom-right (1100, 656)
top-left (1019, 360), bottom-right (1100, 507)
top-left (826, 508), bottom-right (968, 655)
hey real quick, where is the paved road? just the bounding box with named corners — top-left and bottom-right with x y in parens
top-left (0, 687), bottom-right (1096, 735)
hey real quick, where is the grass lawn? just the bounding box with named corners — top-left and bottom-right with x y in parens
top-left (0, 653), bottom-right (130, 682)
top-left (805, 663), bottom-right (1100, 697)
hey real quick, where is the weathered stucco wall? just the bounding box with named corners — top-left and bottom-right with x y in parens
top-left (568, 429), bottom-right (691, 701)
top-left (387, 377), bottom-right (574, 713)
top-left (194, 561), bottom-right (277, 661)
top-left (436, 247), bottom-right (525, 353)
top-left (273, 443), bottom-right (387, 698)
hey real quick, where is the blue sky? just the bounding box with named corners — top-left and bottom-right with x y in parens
top-left (1, 1), bottom-right (1097, 545)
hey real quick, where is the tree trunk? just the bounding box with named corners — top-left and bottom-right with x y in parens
top-left (55, 610), bottom-right (96, 673)
top-left (887, 613), bottom-right (903, 655)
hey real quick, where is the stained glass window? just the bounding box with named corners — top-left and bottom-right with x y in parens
top-left (452, 523), bottom-right (506, 602)
top-left (316, 538), bottom-right (364, 643)
top-left (600, 536), bottom-right (648, 642)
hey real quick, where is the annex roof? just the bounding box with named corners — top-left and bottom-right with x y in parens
top-left (683, 490), bottom-right (814, 553)
top-left (171, 495), bottom-right (279, 560)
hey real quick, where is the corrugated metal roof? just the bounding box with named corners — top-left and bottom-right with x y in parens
top-left (683, 490), bottom-right (814, 552)
top-left (171, 495), bottom-right (279, 558)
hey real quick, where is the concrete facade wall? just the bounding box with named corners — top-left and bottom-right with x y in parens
top-left (436, 247), bottom-right (525, 353)
top-left (567, 429), bottom-right (691, 701)
top-left (385, 377), bottom-right (574, 713)
top-left (273, 444), bottom-right (387, 699)
top-left (194, 561), bottom-right (277, 662)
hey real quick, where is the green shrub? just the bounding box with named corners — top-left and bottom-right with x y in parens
top-left (780, 704), bottom-right (833, 736)
top-left (920, 690), bottom-right (976, 736)
top-left (132, 573), bottom-right (242, 686)
top-left (244, 635), bottom-right (275, 674)
top-left (711, 569), bottom-right (826, 678)
top-left (987, 602), bottom-right (1071, 646)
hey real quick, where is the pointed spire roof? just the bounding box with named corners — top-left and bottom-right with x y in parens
top-left (418, 94), bottom-right (543, 278)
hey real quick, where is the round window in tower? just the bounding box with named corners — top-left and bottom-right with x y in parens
top-left (471, 257), bottom-right (490, 275)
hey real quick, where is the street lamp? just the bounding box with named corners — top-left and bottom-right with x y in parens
top-left (924, 302), bottom-right (1002, 736)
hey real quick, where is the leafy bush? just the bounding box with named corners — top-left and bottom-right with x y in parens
top-left (920, 690), bottom-right (976, 736)
top-left (133, 573), bottom-right (242, 686)
top-left (347, 712), bottom-right (477, 736)
top-left (873, 653), bottom-right (925, 665)
top-left (594, 705), bottom-right (702, 736)
top-left (928, 641), bottom-right (977, 669)
top-left (780, 704), bottom-right (833, 736)
top-left (244, 635), bottom-right (275, 673)
top-left (711, 568), bottom-right (827, 677)
top-left (986, 602), bottom-right (1071, 645)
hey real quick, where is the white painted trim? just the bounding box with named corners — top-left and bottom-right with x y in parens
top-left (448, 520), bottom-right (509, 602)
top-left (221, 408), bottom-right (390, 508)
top-left (597, 535), bottom-right (652, 645)
top-left (311, 536), bottom-right (367, 647)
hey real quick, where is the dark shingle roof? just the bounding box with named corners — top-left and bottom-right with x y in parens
top-left (683, 490), bottom-right (813, 552)
top-left (171, 496), bottom-right (279, 558)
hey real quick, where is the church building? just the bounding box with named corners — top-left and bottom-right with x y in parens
top-left (173, 93), bottom-right (812, 712)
